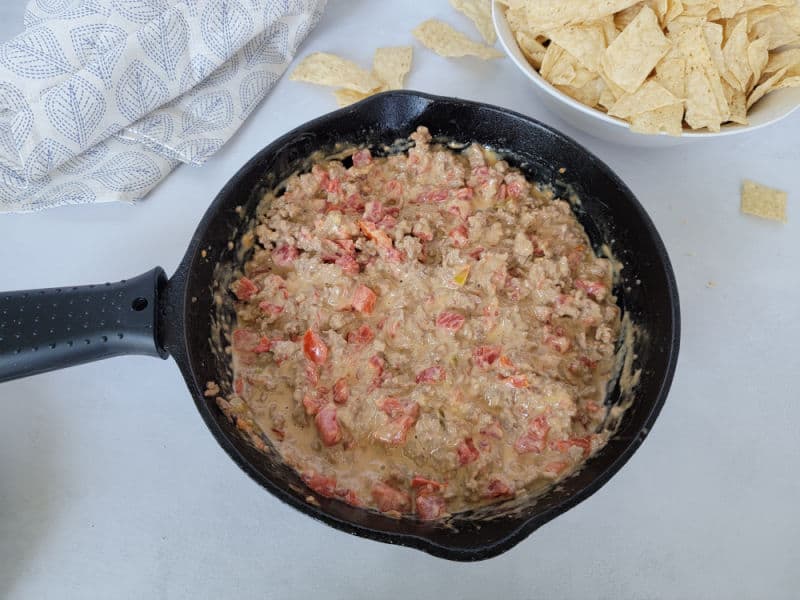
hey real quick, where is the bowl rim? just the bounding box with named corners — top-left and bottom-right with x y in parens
top-left (491, 0), bottom-right (800, 139)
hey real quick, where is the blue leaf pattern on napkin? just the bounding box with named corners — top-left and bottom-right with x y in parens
top-left (111, 0), bottom-right (169, 25)
top-left (201, 0), bottom-right (253, 61)
top-left (0, 82), bottom-right (34, 156)
top-left (30, 180), bottom-right (96, 209)
top-left (116, 59), bottom-right (168, 122)
top-left (90, 150), bottom-right (161, 191)
top-left (181, 89), bottom-right (233, 134)
top-left (70, 23), bottom-right (127, 87)
top-left (58, 140), bottom-right (109, 174)
top-left (133, 112), bottom-right (174, 144)
top-left (239, 70), bottom-right (276, 117)
top-left (26, 137), bottom-right (72, 181)
top-left (44, 75), bottom-right (106, 147)
top-left (138, 9), bottom-right (189, 78)
top-left (243, 22), bottom-right (288, 66)
top-left (176, 137), bottom-right (224, 164)
top-left (0, 25), bottom-right (74, 78)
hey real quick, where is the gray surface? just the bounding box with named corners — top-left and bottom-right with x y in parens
top-left (1, 1), bottom-right (799, 598)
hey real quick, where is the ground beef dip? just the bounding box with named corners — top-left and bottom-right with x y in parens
top-left (220, 126), bottom-right (622, 520)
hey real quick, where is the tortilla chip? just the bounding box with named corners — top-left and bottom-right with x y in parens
top-left (290, 53), bottom-right (382, 93)
top-left (450, 0), bottom-right (496, 43)
top-left (601, 6), bottom-right (672, 93)
top-left (556, 76), bottom-right (606, 107)
top-left (765, 48), bottom-right (800, 77)
top-left (741, 179), bottom-right (787, 222)
top-left (719, 0), bottom-right (745, 18)
top-left (750, 13), bottom-right (800, 50)
top-left (334, 89), bottom-right (372, 107)
top-left (608, 80), bottom-right (681, 117)
top-left (373, 46), bottom-right (413, 90)
top-left (747, 37), bottom-right (770, 88)
top-left (630, 101), bottom-right (684, 134)
top-left (656, 56), bottom-right (687, 97)
top-left (665, 0), bottom-right (685, 23)
top-left (524, 0), bottom-right (642, 30)
top-left (722, 18), bottom-right (752, 91)
top-left (515, 30), bottom-right (547, 68)
top-left (722, 80), bottom-right (748, 124)
top-left (747, 66), bottom-right (787, 108)
top-left (540, 43), bottom-right (567, 80)
top-left (684, 62), bottom-right (723, 130)
top-left (413, 19), bottom-right (503, 59)
top-left (549, 22), bottom-right (608, 72)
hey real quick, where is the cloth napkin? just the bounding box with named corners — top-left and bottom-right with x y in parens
top-left (0, 0), bottom-right (326, 213)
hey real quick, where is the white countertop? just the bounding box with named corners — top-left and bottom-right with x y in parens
top-left (1, 1), bottom-right (799, 598)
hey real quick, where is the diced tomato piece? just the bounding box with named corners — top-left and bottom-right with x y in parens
top-left (253, 336), bottom-right (272, 353)
top-left (575, 279), bottom-right (607, 300)
top-left (233, 377), bottom-right (244, 395)
top-left (343, 193), bottom-right (365, 213)
top-left (514, 415), bottom-right (550, 454)
top-left (472, 345), bottom-right (501, 368)
top-left (544, 334), bottom-right (571, 354)
top-left (303, 329), bottom-right (328, 364)
top-left (436, 311), bottom-right (465, 332)
top-left (586, 400), bottom-right (601, 413)
top-left (448, 224), bottom-right (469, 248)
top-left (302, 471), bottom-right (337, 497)
top-left (383, 246), bottom-right (405, 263)
top-left (415, 492), bottom-right (446, 520)
top-left (272, 244), bottom-right (299, 267)
top-left (323, 177), bottom-right (341, 194)
top-left (415, 189), bottom-right (449, 203)
top-left (270, 427), bottom-right (285, 441)
top-left (567, 245), bottom-right (587, 270)
top-left (501, 374), bottom-right (529, 388)
top-left (303, 393), bottom-right (323, 416)
top-left (480, 420), bottom-right (504, 439)
top-left (468, 247), bottom-right (484, 260)
top-left (346, 324), bottom-right (374, 344)
top-left (357, 219), bottom-right (393, 248)
top-left (415, 365), bottom-right (445, 384)
top-left (362, 200), bottom-right (384, 222)
top-left (456, 438), bottom-right (480, 466)
top-left (332, 238), bottom-right (355, 255)
top-left (544, 461), bottom-right (569, 475)
top-left (352, 284), bottom-right (377, 314)
top-left (315, 405), bottom-right (342, 446)
top-left (385, 179), bottom-right (403, 199)
top-left (369, 354), bottom-right (385, 376)
top-left (483, 479), bottom-right (514, 498)
top-left (455, 187), bottom-right (474, 200)
top-left (411, 476), bottom-right (444, 491)
top-left (339, 489), bottom-right (360, 506)
top-left (352, 148), bottom-right (372, 167)
top-left (232, 277), bottom-right (259, 301)
top-left (371, 482), bottom-right (411, 513)
top-left (333, 378), bottom-right (349, 405)
top-left (258, 301), bottom-right (284, 316)
top-left (506, 180), bottom-right (524, 198)
top-left (375, 398), bottom-right (420, 446)
top-left (335, 254), bottom-right (360, 275)
top-left (379, 214), bottom-right (397, 231)
top-left (552, 436), bottom-right (592, 458)
top-left (232, 329), bottom-right (260, 352)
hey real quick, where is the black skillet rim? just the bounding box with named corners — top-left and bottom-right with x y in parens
top-left (168, 91), bottom-right (681, 561)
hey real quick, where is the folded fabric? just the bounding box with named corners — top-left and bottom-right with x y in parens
top-left (0, 0), bottom-right (326, 212)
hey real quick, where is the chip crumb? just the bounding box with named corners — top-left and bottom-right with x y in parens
top-left (706, 280), bottom-right (716, 288)
top-left (741, 179), bottom-right (788, 223)
top-left (558, 167), bottom-right (566, 174)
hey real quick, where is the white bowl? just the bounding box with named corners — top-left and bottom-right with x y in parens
top-left (493, 1), bottom-right (800, 147)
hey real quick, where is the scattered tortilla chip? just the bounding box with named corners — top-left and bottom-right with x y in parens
top-left (741, 180), bottom-right (787, 223)
top-left (450, 0), bottom-right (496, 44)
top-left (290, 52), bottom-right (381, 93)
top-left (413, 19), bottom-right (503, 59)
top-left (334, 89), bottom-right (371, 108)
top-left (373, 46), bottom-right (413, 90)
top-left (601, 6), bottom-right (672, 93)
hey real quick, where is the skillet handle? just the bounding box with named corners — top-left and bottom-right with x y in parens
top-left (0, 268), bottom-right (168, 383)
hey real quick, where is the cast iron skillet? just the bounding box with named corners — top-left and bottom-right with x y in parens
top-left (0, 91), bottom-right (680, 561)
